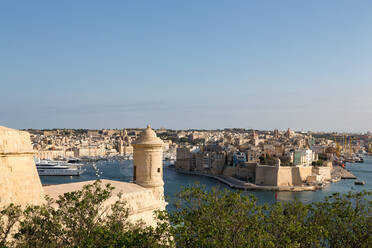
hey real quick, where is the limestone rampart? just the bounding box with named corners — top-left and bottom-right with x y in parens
top-left (297, 166), bottom-right (313, 181)
top-left (313, 166), bottom-right (331, 181)
top-left (43, 180), bottom-right (166, 226)
top-left (0, 126), bottom-right (44, 207)
top-left (277, 166), bottom-right (294, 186)
top-left (255, 165), bottom-right (314, 187)
top-left (255, 165), bottom-right (278, 186)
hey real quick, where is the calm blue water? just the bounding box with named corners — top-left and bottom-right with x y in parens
top-left (40, 156), bottom-right (372, 206)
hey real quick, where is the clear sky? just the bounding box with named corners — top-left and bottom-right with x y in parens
top-left (1, 0), bottom-right (371, 132)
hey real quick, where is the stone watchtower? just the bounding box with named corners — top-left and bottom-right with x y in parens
top-left (132, 125), bottom-right (164, 201)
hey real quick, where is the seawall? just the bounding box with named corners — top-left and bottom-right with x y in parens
top-left (173, 169), bottom-right (317, 192)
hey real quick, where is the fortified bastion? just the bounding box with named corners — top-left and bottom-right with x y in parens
top-left (0, 125), bottom-right (167, 226)
top-left (0, 126), bottom-right (45, 206)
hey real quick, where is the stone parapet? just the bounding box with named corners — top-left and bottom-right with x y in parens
top-left (0, 126), bottom-right (34, 155)
top-left (43, 180), bottom-right (166, 226)
top-left (0, 126), bottom-right (45, 207)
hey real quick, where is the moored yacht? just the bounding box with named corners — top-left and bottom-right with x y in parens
top-left (35, 158), bottom-right (85, 176)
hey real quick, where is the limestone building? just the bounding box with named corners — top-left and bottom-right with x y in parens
top-left (116, 129), bottom-right (134, 155)
top-left (175, 147), bottom-right (193, 171)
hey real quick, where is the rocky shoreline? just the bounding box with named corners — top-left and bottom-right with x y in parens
top-left (331, 166), bottom-right (357, 179)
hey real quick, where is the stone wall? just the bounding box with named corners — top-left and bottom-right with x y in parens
top-left (43, 180), bottom-right (167, 227)
top-left (255, 165), bottom-right (278, 186)
top-left (222, 166), bottom-right (236, 177)
top-left (255, 165), bottom-right (313, 187)
top-left (313, 166), bottom-right (331, 181)
top-left (297, 166), bottom-right (313, 181)
top-left (277, 166), bottom-right (295, 186)
top-left (0, 126), bottom-right (44, 207)
top-left (236, 164), bottom-right (256, 181)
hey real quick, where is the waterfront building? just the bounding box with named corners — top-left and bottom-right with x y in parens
top-left (233, 151), bottom-right (247, 166)
top-left (246, 150), bottom-right (260, 163)
top-left (36, 148), bottom-right (66, 160)
top-left (73, 146), bottom-right (106, 157)
top-left (117, 142), bottom-right (134, 155)
top-left (293, 149), bottom-right (317, 166)
top-left (194, 151), bottom-right (226, 175)
top-left (175, 147), bottom-right (192, 171)
top-left (118, 128), bottom-right (134, 155)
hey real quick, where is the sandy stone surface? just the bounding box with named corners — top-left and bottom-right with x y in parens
top-left (0, 126), bottom-right (45, 207)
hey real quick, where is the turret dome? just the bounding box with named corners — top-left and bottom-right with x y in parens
top-left (132, 124), bottom-right (164, 146)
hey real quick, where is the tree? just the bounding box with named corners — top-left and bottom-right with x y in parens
top-left (0, 204), bottom-right (22, 247)
top-left (167, 185), bottom-right (372, 248)
top-left (7, 180), bottom-right (172, 248)
top-left (310, 191), bottom-right (372, 247)
top-left (168, 185), bottom-right (268, 248)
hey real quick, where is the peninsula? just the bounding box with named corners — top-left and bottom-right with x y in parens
top-left (173, 128), bottom-right (360, 191)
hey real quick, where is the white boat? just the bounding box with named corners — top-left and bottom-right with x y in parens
top-left (35, 158), bottom-right (85, 176)
top-left (37, 165), bottom-right (84, 176)
top-left (163, 158), bottom-right (175, 167)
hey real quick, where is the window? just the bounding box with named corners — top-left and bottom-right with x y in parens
top-left (157, 168), bottom-right (160, 173)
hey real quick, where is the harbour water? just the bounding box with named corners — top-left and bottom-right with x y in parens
top-left (40, 156), bottom-right (372, 207)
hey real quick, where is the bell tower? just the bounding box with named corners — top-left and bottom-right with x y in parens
top-left (132, 125), bottom-right (164, 201)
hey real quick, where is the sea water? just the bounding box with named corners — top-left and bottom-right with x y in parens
top-left (40, 156), bottom-right (372, 207)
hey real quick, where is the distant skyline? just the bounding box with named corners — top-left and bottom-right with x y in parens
top-left (1, 1), bottom-right (372, 132)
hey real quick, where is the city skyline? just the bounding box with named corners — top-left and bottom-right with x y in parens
top-left (1, 1), bottom-right (372, 132)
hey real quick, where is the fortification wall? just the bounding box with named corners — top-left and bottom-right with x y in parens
top-left (255, 165), bottom-right (313, 187)
top-left (43, 180), bottom-right (166, 227)
top-left (236, 164), bottom-right (256, 181)
top-left (297, 166), bottom-right (313, 181)
top-left (313, 167), bottom-right (331, 180)
top-left (255, 166), bottom-right (278, 186)
top-left (277, 167), bottom-right (294, 186)
top-left (222, 166), bottom-right (236, 177)
top-left (0, 126), bottom-right (44, 207)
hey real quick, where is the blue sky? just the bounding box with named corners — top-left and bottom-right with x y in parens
top-left (1, 0), bottom-right (371, 131)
